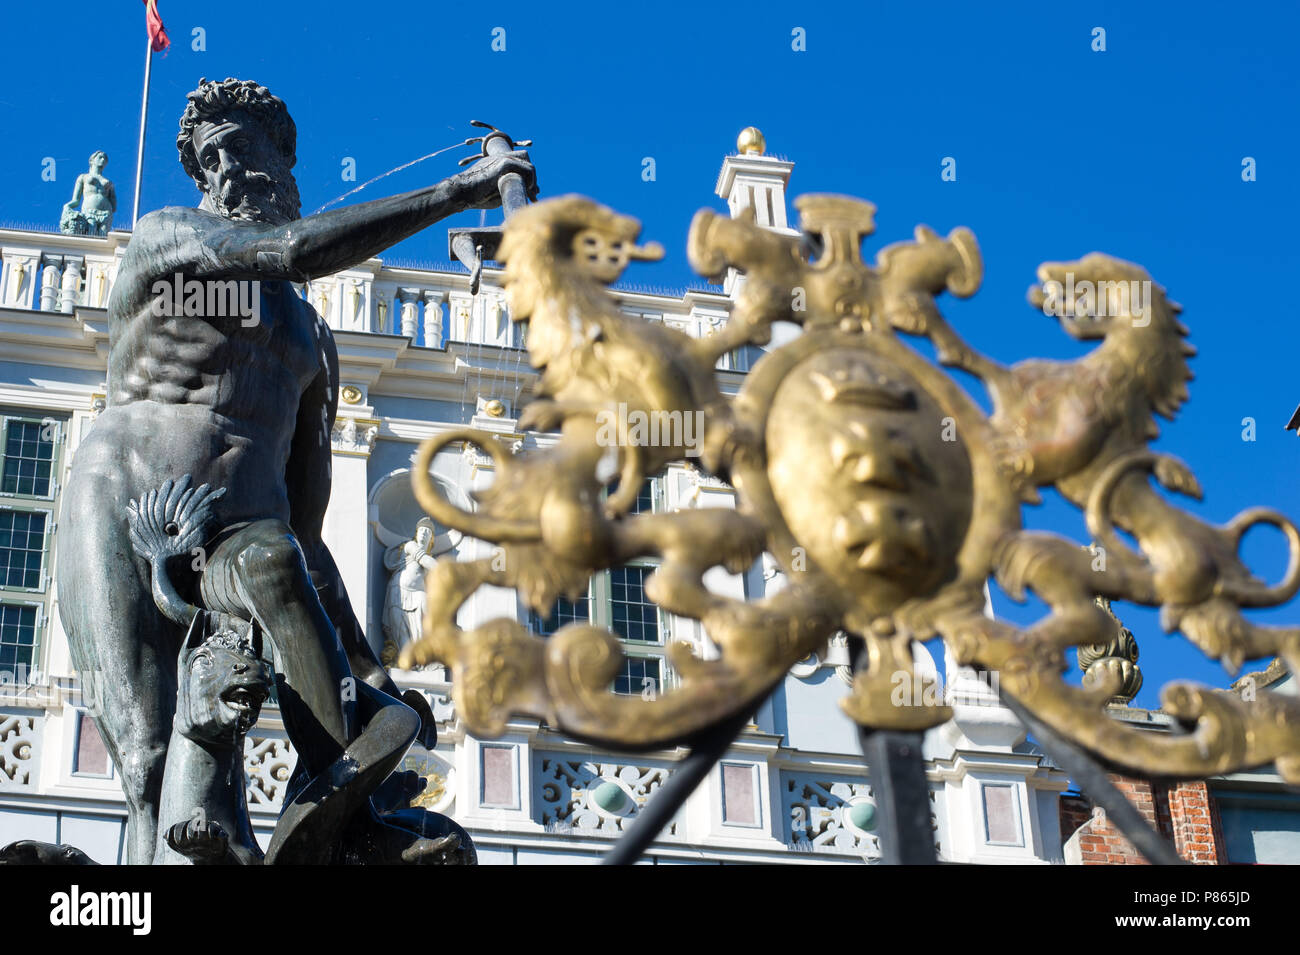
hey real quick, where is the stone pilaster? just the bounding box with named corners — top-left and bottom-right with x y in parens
top-left (324, 407), bottom-right (380, 655)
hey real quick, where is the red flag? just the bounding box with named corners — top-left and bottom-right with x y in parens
top-left (143, 0), bottom-right (170, 53)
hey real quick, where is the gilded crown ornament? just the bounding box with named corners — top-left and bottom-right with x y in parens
top-left (402, 187), bottom-right (1300, 783)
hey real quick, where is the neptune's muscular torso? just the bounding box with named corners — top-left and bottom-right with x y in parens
top-left (76, 206), bottom-right (334, 528)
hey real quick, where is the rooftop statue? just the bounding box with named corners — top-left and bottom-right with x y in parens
top-left (55, 77), bottom-right (533, 864)
top-left (59, 150), bottom-right (116, 236)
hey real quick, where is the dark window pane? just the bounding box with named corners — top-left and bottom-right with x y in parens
top-left (529, 591), bottom-right (591, 636)
top-left (0, 510), bottom-right (45, 588)
top-left (613, 656), bottom-right (662, 696)
top-left (0, 602), bottom-right (37, 673)
top-left (609, 566), bottom-right (660, 643)
top-left (606, 477), bottom-right (657, 515)
top-left (2, 421), bottom-right (55, 497)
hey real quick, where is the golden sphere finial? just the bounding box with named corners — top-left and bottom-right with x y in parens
top-left (737, 126), bottom-right (766, 156)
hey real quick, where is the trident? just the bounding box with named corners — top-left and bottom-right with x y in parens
top-left (448, 121), bottom-right (534, 294)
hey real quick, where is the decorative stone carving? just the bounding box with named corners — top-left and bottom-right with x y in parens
top-left (373, 467), bottom-right (464, 543)
top-left (310, 280), bottom-right (333, 323)
top-left (3, 255), bottom-right (37, 308)
top-left (59, 151), bottom-right (116, 237)
top-left (450, 298), bottom-right (471, 341)
top-left (782, 773), bottom-right (938, 857)
top-left (0, 714), bottom-right (40, 788)
top-left (85, 264), bottom-right (109, 308)
top-left (244, 733), bottom-right (297, 809)
top-left (348, 279), bottom-right (366, 329)
top-left (486, 297), bottom-right (508, 345)
top-left (537, 757), bottom-right (677, 836)
top-left (695, 311), bottom-right (726, 337)
top-left (331, 416), bottom-right (379, 455)
top-left (785, 776), bottom-right (878, 854)
top-left (683, 460), bottom-right (728, 490)
top-left (403, 747), bottom-right (456, 815)
top-left (789, 653), bottom-right (821, 679)
top-left (428, 689), bottom-right (455, 724)
top-left (460, 439), bottom-right (497, 470)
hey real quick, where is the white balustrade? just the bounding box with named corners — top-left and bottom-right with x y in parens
top-left (58, 258), bottom-right (82, 313)
top-left (39, 259), bottom-right (61, 311)
top-left (0, 227), bottom-right (682, 357)
top-left (422, 289), bottom-right (446, 348)
top-left (397, 288), bottom-right (420, 339)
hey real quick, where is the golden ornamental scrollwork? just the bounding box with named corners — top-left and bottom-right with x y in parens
top-left (400, 190), bottom-right (1300, 780)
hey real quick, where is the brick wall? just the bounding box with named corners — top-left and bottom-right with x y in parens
top-left (1060, 775), bottom-right (1224, 865)
top-left (1164, 781), bottom-right (1224, 864)
top-left (1059, 794), bottom-right (1092, 843)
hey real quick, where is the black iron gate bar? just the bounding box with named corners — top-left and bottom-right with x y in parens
top-left (998, 690), bottom-right (1184, 866)
top-left (599, 659), bottom-right (1186, 865)
top-left (601, 698), bottom-right (762, 865)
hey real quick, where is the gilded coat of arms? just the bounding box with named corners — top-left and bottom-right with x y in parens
top-left (401, 190), bottom-right (1300, 782)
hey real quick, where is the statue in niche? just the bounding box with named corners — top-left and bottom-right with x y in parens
top-left (59, 151), bottom-right (116, 236)
top-left (382, 518), bottom-right (439, 668)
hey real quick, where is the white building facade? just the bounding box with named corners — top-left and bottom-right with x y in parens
top-left (0, 138), bottom-right (1071, 864)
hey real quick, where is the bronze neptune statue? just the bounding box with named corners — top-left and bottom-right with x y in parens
top-left (55, 77), bottom-right (532, 864)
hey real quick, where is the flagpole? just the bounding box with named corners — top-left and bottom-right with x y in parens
top-left (131, 35), bottom-right (153, 228)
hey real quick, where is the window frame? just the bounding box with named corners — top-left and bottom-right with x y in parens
top-left (719, 343), bottom-right (766, 374)
top-left (0, 415), bottom-right (60, 502)
top-left (524, 475), bottom-right (673, 696)
top-left (0, 503), bottom-right (54, 594)
top-left (70, 709), bottom-right (117, 780)
top-left (0, 410), bottom-right (66, 682)
top-left (0, 597), bottom-right (44, 680)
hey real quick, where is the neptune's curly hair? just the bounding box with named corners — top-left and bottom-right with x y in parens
top-left (176, 77), bottom-right (300, 219)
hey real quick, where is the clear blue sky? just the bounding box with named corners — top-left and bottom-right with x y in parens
top-left (1, 0), bottom-right (1298, 708)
